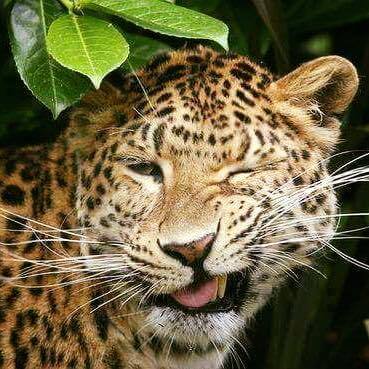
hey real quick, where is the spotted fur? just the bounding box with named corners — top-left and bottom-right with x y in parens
top-left (0, 46), bottom-right (358, 369)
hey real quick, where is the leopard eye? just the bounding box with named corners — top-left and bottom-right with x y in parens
top-left (228, 168), bottom-right (255, 177)
top-left (227, 159), bottom-right (287, 179)
top-left (127, 162), bottom-right (163, 183)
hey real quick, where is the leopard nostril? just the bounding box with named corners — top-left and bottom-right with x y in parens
top-left (159, 234), bottom-right (215, 266)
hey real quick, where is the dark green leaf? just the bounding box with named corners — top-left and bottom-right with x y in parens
top-left (9, 0), bottom-right (91, 118)
top-left (83, 0), bottom-right (229, 50)
top-left (217, 0), bottom-right (272, 58)
top-left (177, 0), bottom-right (221, 13)
top-left (285, 0), bottom-right (369, 32)
top-left (122, 33), bottom-right (171, 71)
top-left (251, 0), bottom-right (289, 71)
top-left (3, 0), bottom-right (14, 8)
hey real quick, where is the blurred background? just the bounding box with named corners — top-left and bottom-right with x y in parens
top-left (1, 1), bottom-right (369, 368)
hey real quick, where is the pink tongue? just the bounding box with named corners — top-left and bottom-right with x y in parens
top-left (171, 279), bottom-right (217, 308)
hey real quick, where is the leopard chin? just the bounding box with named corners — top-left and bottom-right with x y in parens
top-left (146, 307), bottom-right (243, 351)
top-left (141, 270), bottom-right (273, 352)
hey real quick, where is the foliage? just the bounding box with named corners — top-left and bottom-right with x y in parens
top-left (6, 0), bottom-right (228, 117)
top-left (9, 0), bottom-right (91, 118)
top-left (1, 1), bottom-right (369, 369)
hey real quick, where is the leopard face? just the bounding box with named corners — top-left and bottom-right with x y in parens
top-left (72, 46), bottom-right (358, 357)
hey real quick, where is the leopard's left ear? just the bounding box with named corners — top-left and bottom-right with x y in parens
top-left (67, 82), bottom-right (125, 154)
top-left (269, 55), bottom-right (359, 115)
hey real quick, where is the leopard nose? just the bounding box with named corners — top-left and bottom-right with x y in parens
top-left (160, 234), bottom-right (215, 266)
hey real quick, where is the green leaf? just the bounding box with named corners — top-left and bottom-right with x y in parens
top-left (285, 0), bottom-right (369, 32)
top-left (83, 0), bottom-right (229, 50)
top-left (9, 0), bottom-right (91, 118)
top-left (46, 14), bottom-right (129, 88)
top-left (251, 0), bottom-right (289, 71)
top-left (122, 33), bottom-right (171, 71)
top-left (216, 0), bottom-right (272, 58)
top-left (177, 0), bottom-right (221, 13)
top-left (3, 0), bottom-right (14, 8)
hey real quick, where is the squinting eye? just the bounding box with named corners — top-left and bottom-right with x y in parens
top-left (127, 162), bottom-right (163, 183)
top-left (228, 168), bottom-right (254, 177)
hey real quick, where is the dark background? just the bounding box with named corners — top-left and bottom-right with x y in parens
top-left (1, 1), bottom-right (369, 368)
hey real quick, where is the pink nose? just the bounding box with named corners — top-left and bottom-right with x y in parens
top-left (160, 234), bottom-right (215, 265)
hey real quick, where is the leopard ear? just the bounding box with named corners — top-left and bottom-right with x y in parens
top-left (67, 82), bottom-right (125, 153)
top-left (269, 56), bottom-right (359, 115)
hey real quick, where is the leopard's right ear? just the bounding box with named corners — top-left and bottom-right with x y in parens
top-left (268, 55), bottom-right (359, 115)
top-left (67, 83), bottom-right (126, 153)
top-left (266, 56), bottom-right (359, 153)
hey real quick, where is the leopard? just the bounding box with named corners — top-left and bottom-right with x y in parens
top-left (0, 45), bottom-right (359, 369)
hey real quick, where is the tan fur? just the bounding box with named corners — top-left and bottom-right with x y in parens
top-left (0, 46), bottom-right (358, 369)
top-left (268, 56), bottom-right (358, 152)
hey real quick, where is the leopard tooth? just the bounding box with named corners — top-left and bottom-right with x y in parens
top-left (217, 275), bottom-right (227, 299)
top-left (211, 278), bottom-right (219, 301)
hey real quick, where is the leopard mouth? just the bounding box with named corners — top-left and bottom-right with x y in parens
top-left (149, 270), bottom-right (251, 314)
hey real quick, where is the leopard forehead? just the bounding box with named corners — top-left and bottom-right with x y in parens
top-left (119, 50), bottom-right (274, 165)
top-left (72, 46), bottom-right (305, 172)
top-left (72, 45), bottom-right (338, 247)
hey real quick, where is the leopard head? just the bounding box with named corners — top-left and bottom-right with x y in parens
top-left (69, 46), bottom-right (358, 361)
